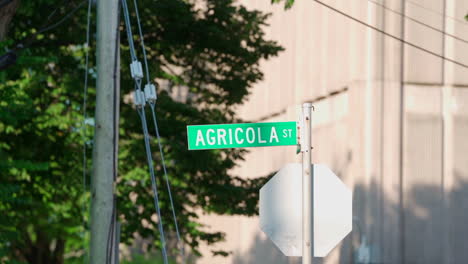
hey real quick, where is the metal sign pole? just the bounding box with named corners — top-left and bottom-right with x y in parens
top-left (302, 103), bottom-right (313, 264)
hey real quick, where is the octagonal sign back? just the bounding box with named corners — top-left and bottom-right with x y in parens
top-left (259, 163), bottom-right (352, 257)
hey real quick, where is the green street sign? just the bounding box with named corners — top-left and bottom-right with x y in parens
top-left (187, 122), bottom-right (297, 150)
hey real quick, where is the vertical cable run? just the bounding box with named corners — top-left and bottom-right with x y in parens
top-left (132, 0), bottom-right (150, 84)
top-left (82, 0), bottom-right (92, 262)
top-left (105, 2), bottom-right (121, 263)
top-left (130, 0), bottom-right (185, 260)
top-left (149, 103), bottom-right (185, 262)
top-left (121, 0), bottom-right (137, 61)
top-left (138, 103), bottom-right (169, 264)
top-left (120, 0), bottom-right (169, 262)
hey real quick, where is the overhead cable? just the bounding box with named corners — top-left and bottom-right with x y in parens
top-left (313, 0), bottom-right (468, 69)
top-left (131, 0), bottom-right (150, 84)
top-left (131, 0), bottom-right (186, 261)
top-left (367, 0), bottom-right (468, 45)
top-left (81, 0), bottom-right (92, 263)
top-left (19, 0), bottom-right (88, 50)
top-left (121, 0), bottom-right (137, 61)
top-left (105, 3), bottom-right (121, 263)
top-left (406, 0), bottom-right (468, 26)
top-left (121, 0), bottom-right (169, 263)
top-left (37, 0), bottom-right (87, 35)
top-left (148, 103), bottom-right (186, 262)
top-left (1, 0), bottom-right (88, 70)
top-left (137, 104), bottom-right (169, 264)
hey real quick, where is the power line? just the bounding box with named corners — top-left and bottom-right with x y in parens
top-left (121, 1), bottom-right (170, 263)
top-left (33, 0), bottom-right (82, 36)
top-left (19, 0), bottom-right (88, 50)
top-left (121, 0), bottom-right (185, 261)
top-left (121, 0), bottom-right (137, 61)
top-left (367, 0), bottom-right (468, 45)
top-left (132, 0), bottom-right (150, 84)
top-left (148, 103), bottom-right (186, 262)
top-left (406, 0), bottom-right (468, 27)
top-left (137, 105), bottom-right (169, 264)
top-left (37, 0), bottom-right (87, 35)
top-left (105, 3), bottom-right (120, 263)
top-left (81, 0), bottom-right (92, 262)
top-left (1, 0), bottom-right (87, 70)
top-left (131, 0), bottom-right (185, 260)
top-left (312, 0), bottom-right (468, 69)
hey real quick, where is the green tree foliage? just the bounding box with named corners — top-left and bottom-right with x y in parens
top-left (0, 0), bottom-right (282, 263)
top-left (271, 0), bottom-right (295, 9)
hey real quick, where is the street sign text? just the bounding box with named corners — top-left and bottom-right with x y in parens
top-left (187, 122), bottom-right (297, 150)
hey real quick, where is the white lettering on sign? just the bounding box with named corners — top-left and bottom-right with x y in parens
top-left (188, 122), bottom-right (297, 150)
top-left (246, 127), bottom-right (255, 143)
top-left (235, 128), bottom-right (244, 144)
top-left (270, 127), bottom-right (279, 143)
top-left (282, 128), bottom-right (292, 138)
top-left (207, 129), bottom-right (215, 145)
top-left (196, 130), bottom-right (206, 146)
top-left (193, 125), bottom-right (294, 148)
top-left (217, 129), bottom-right (227, 145)
top-left (258, 128), bottom-right (266, 143)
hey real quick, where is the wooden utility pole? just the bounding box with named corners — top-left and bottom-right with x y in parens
top-left (90, 0), bottom-right (120, 263)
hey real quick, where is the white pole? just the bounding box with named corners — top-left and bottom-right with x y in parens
top-left (90, 0), bottom-right (120, 263)
top-left (302, 103), bottom-right (313, 264)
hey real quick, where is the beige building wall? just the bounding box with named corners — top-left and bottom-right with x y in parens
top-left (197, 0), bottom-right (468, 263)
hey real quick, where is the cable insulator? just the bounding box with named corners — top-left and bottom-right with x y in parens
top-left (130, 60), bottom-right (143, 80)
top-left (133, 89), bottom-right (146, 107)
top-left (144, 83), bottom-right (157, 102)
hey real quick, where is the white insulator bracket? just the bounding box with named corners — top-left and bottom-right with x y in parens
top-left (133, 90), bottom-right (146, 107)
top-left (130, 60), bottom-right (144, 80)
top-left (144, 83), bottom-right (157, 102)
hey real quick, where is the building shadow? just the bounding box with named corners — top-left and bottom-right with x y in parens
top-left (342, 174), bottom-right (468, 264)
top-left (230, 174), bottom-right (468, 263)
top-left (232, 232), bottom-right (301, 264)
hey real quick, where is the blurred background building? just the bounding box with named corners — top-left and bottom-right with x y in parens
top-left (197, 0), bottom-right (468, 263)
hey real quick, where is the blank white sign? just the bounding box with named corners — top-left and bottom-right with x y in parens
top-left (259, 163), bottom-right (352, 257)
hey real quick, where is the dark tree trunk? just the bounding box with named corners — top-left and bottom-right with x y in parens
top-left (52, 239), bottom-right (65, 264)
top-left (16, 231), bottom-right (66, 264)
top-left (0, 0), bottom-right (20, 41)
